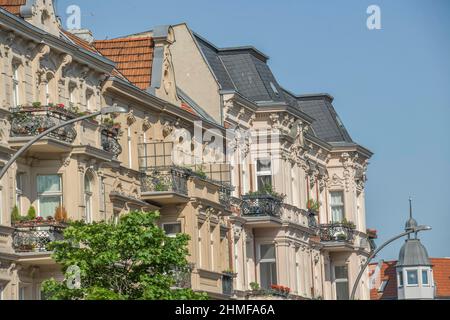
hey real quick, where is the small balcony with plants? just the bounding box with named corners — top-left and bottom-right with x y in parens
top-left (241, 185), bottom-right (285, 224)
top-left (245, 282), bottom-right (305, 300)
top-left (8, 103), bottom-right (123, 158)
top-left (10, 205), bottom-right (68, 254)
top-left (140, 166), bottom-right (190, 206)
top-left (319, 218), bottom-right (356, 247)
top-left (138, 141), bottom-right (232, 208)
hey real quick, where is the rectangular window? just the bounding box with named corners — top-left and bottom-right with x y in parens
top-left (86, 90), bottom-right (94, 111)
top-left (16, 173), bottom-right (25, 214)
top-left (37, 175), bottom-right (62, 218)
top-left (163, 222), bottom-right (181, 238)
top-left (335, 266), bottom-right (349, 300)
top-left (407, 270), bottom-right (418, 285)
top-left (259, 243), bottom-right (277, 289)
top-left (398, 271), bottom-right (404, 286)
top-left (69, 83), bottom-right (77, 105)
top-left (256, 159), bottom-right (272, 192)
top-left (12, 63), bottom-right (20, 107)
top-left (210, 228), bottom-right (215, 270)
top-left (19, 286), bottom-right (26, 300)
top-left (422, 270), bottom-right (429, 285)
top-left (330, 191), bottom-right (345, 222)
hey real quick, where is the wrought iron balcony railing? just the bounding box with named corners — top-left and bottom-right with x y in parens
top-left (171, 264), bottom-right (193, 289)
top-left (13, 222), bottom-right (66, 253)
top-left (319, 223), bottom-right (355, 243)
top-left (9, 106), bottom-right (77, 143)
top-left (219, 185), bottom-right (233, 210)
top-left (141, 166), bottom-right (189, 196)
top-left (222, 273), bottom-right (235, 296)
top-left (241, 194), bottom-right (284, 217)
top-left (101, 128), bottom-right (122, 158)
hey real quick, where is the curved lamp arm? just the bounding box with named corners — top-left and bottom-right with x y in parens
top-left (350, 226), bottom-right (430, 300)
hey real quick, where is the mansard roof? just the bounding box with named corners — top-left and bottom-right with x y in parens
top-left (194, 32), bottom-right (358, 145)
top-left (94, 37), bottom-right (154, 91)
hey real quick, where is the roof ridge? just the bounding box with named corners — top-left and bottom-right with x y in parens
top-left (94, 36), bottom-right (152, 44)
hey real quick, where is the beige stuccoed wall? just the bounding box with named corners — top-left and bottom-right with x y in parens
top-left (171, 24), bottom-right (223, 124)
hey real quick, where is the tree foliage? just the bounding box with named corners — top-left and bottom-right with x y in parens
top-left (42, 210), bottom-right (207, 300)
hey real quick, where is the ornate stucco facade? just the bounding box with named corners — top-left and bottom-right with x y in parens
top-left (0, 1), bottom-right (374, 300)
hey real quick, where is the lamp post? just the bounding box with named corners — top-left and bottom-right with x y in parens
top-left (349, 224), bottom-right (431, 300)
top-left (0, 105), bottom-right (128, 181)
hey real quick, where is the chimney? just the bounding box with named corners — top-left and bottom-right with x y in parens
top-left (68, 29), bottom-right (94, 44)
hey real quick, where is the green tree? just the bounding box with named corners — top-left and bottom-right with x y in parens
top-left (42, 210), bottom-right (207, 300)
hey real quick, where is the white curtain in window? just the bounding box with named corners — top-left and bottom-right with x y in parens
top-left (39, 196), bottom-right (61, 217)
top-left (37, 175), bottom-right (61, 193)
top-left (330, 192), bottom-right (344, 222)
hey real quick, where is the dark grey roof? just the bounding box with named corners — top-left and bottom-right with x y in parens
top-left (295, 94), bottom-right (353, 143)
top-left (397, 239), bottom-right (432, 267)
top-left (194, 33), bottom-right (355, 144)
top-left (195, 36), bottom-right (236, 91)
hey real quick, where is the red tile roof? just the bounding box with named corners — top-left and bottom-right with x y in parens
top-left (370, 258), bottom-right (450, 300)
top-left (94, 37), bottom-right (154, 90)
top-left (62, 30), bottom-right (100, 55)
top-left (0, 0), bottom-right (26, 16)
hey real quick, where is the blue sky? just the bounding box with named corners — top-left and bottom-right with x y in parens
top-left (55, 0), bottom-right (450, 260)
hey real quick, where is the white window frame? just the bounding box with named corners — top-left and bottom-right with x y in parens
top-left (255, 158), bottom-right (272, 192)
top-left (421, 269), bottom-right (430, 287)
top-left (258, 242), bottom-right (277, 289)
top-left (334, 265), bottom-right (350, 300)
top-left (84, 174), bottom-right (93, 223)
top-left (398, 270), bottom-right (404, 287)
top-left (330, 191), bottom-right (345, 223)
top-left (37, 175), bottom-right (62, 218)
top-left (15, 173), bottom-right (25, 215)
top-left (12, 63), bottom-right (20, 107)
top-left (162, 222), bottom-right (182, 238)
top-left (378, 280), bottom-right (388, 293)
top-left (406, 269), bottom-right (419, 287)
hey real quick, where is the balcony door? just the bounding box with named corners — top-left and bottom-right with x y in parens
top-left (259, 243), bottom-right (277, 289)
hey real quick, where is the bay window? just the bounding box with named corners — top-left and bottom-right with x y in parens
top-left (259, 243), bottom-right (277, 289)
top-left (330, 191), bottom-right (345, 222)
top-left (422, 270), bottom-right (429, 286)
top-left (37, 175), bottom-right (62, 217)
top-left (407, 270), bottom-right (418, 286)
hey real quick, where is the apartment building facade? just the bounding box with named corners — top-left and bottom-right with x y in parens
top-left (0, 0), bottom-right (375, 300)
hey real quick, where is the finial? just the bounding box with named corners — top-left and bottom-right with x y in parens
top-left (409, 197), bottom-right (413, 219)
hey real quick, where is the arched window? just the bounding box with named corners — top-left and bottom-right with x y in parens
top-left (84, 173), bottom-right (93, 223)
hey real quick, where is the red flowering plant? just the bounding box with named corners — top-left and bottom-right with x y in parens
top-left (57, 103), bottom-right (65, 109)
top-left (270, 284), bottom-right (291, 297)
top-left (35, 216), bottom-right (44, 223)
top-left (367, 228), bottom-right (378, 239)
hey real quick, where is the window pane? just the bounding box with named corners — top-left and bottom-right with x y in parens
top-left (407, 270), bottom-right (418, 285)
top-left (260, 244), bottom-right (275, 261)
top-left (336, 282), bottom-right (349, 300)
top-left (398, 271), bottom-right (404, 286)
top-left (260, 262), bottom-right (277, 289)
top-left (422, 270), bottom-right (429, 285)
top-left (331, 206), bottom-right (344, 222)
top-left (163, 223), bottom-right (182, 236)
top-left (257, 159), bottom-right (271, 172)
top-left (39, 196), bottom-right (61, 217)
top-left (335, 266), bottom-right (348, 280)
top-left (257, 175), bottom-right (272, 192)
top-left (330, 192), bottom-right (344, 206)
top-left (37, 175), bottom-right (61, 193)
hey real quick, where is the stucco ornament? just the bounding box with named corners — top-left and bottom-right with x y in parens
top-left (142, 116), bottom-right (152, 131)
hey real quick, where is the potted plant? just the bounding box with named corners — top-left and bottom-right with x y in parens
top-left (54, 205), bottom-right (68, 223)
top-left (26, 206), bottom-right (37, 221)
top-left (341, 218), bottom-right (356, 229)
top-left (307, 199), bottom-right (321, 215)
top-left (249, 282), bottom-right (260, 291)
top-left (32, 101), bottom-right (42, 108)
top-left (11, 205), bottom-right (22, 225)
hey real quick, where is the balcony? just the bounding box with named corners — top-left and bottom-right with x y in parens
top-left (101, 127), bottom-right (122, 159)
top-left (241, 194), bottom-right (283, 217)
top-left (140, 166), bottom-right (190, 205)
top-left (8, 105), bottom-right (122, 158)
top-left (9, 106), bottom-right (77, 152)
top-left (319, 223), bottom-right (355, 251)
top-left (12, 221), bottom-right (66, 253)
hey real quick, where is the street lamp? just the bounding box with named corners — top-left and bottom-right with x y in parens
top-left (0, 105), bottom-right (128, 181)
top-left (349, 222), bottom-right (431, 300)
